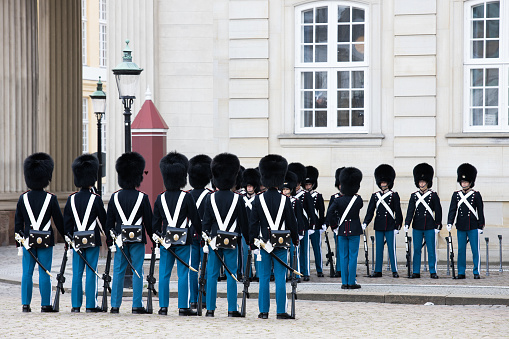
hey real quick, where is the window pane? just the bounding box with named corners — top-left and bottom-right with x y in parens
top-left (338, 6), bottom-right (350, 22)
top-left (303, 9), bottom-right (313, 23)
top-left (485, 40), bottom-right (499, 58)
top-left (337, 44), bottom-right (350, 62)
top-left (303, 45), bottom-right (313, 62)
top-left (337, 91), bottom-right (349, 108)
top-left (352, 24), bottom-right (364, 42)
top-left (352, 71), bottom-right (364, 88)
top-left (315, 45), bottom-right (327, 62)
top-left (486, 20), bottom-right (499, 38)
top-left (315, 91), bottom-right (327, 108)
top-left (472, 108), bottom-right (483, 125)
top-left (472, 4), bottom-right (484, 18)
top-left (316, 7), bottom-right (328, 23)
top-left (338, 25), bottom-right (350, 42)
top-left (352, 90), bottom-right (364, 108)
top-left (472, 41), bottom-right (484, 58)
top-left (485, 68), bottom-right (499, 86)
top-left (303, 26), bottom-right (313, 43)
top-left (337, 110), bottom-right (349, 126)
top-left (352, 110), bottom-right (364, 126)
top-left (352, 43), bottom-right (364, 61)
top-left (337, 71), bottom-right (349, 88)
top-left (315, 72), bottom-right (327, 89)
top-left (303, 111), bottom-right (313, 127)
top-left (486, 2), bottom-right (499, 18)
top-left (471, 69), bottom-right (483, 87)
top-left (485, 108), bottom-right (498, 125)
top-left (302, 72), bottom-right (313, 89)
top-left (485, 88), bottom-right (498, 106)
top-left (472, 21), bottom-right (484, 39)
top-left (316, 111), bottom-right (327, 127)
top-left (352, 8), bottom-right (364, 22)
top-left (315, 25), bottom-right (327, 43)
top-left (303, 91), bottom-right (313, 108)
top-left (472, 89), bottom-right (483, 106)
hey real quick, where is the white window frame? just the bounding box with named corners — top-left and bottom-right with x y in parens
top-left (294, 1), bottom-right (369, 134)
top-left (99, 0), bottom-right (107, 67)
top-left (82, 0), bottom-right (87, 66)
top-left (463, 0), bottom-right (508, 132)
top-left (82, 98), bottom-right (89, 153)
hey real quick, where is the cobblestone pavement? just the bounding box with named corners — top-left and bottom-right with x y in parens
top-left (0, 282), bottom-right (507, 338)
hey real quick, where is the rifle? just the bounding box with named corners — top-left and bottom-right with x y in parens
top-left (405, 231), bottom-right (412, 278)
top-left (202, 233), bottom-right (239, 282)
top-left (110, 230), bottom-right (141, 278)
top-left (197, 249), bottom-right (208, 316)
top-left (323, 228), bottom-right (336, 277)
top-left (65, 235), bottom-right (102, 279)
top-left (448, 232), bottom-right (456, 279)
top-left (290, 245), bottom-right (298, 319)
top-left (146, 246), bottom-right (158, 314)
top-left (240, 249), bottom-right (252, 317)
top-left (363, 230), bottom-right (370, 276)
top-left (52, 243), bottom-right (69, 312)
top-left (101, 248), bottom-right (112, 312)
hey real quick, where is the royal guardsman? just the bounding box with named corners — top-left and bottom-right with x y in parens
top-left (15, 153), bottom-right (64, 312)
top-left (64, 154), bottom-right (107, 312)
top-left (201, 153), bottom-right (249, 317)
top-left (288, 162), bottom-right (316, 281)
top-left (363, 164), bottom-right (403, 278)
top-left (326, 167), bottom-right (344, 277)
top-left (327, 167), bottom-right (363, 289)
top-left (250, 154), bottom-right (299, 319)
top-left (404, 163), bottom-right (442, 279)
top-left (106, 152), bottom-right (154, 314)
top-left (187, 154), bottom-right (213, 309)
top-left (304, 166), bottom-right (326, 278)
top-left (447, 163), bottom-right (485, 279)
top-left (152, 151), bottom-right (201, 316)
top-left (240, 168), bottom-right (261, 281)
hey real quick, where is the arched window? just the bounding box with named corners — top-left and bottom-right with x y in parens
top-left (295, 1), bottom-right (369, 133)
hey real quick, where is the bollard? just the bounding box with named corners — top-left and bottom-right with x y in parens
top-left (499, 235), bottom-right (503, 273)
top-left (446, 237), bottom-right (450, 276)
top-left (485, 237), bottom-right (489, 276)
top-left (370, 236), bottom-right (375, 272)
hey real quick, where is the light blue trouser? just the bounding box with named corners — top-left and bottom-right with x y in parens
top-left (259, 248), bottom-right (288, 314)
top-left (309, 230), bottom-right (323, 273)
top-left (375, 230), bottom-right (398, 273)
top-left (206, 247), bottom-right (238, 312)
top-left (111, 242), bottom-right (145, 308)
top-left (72, 246), bottom-right (100, 308)
top-left (334, 233), bottom-right (341, 273)
top-left (22, 246), bottom-right (53, 306)
top-left (412, 229), bottom-right (437, 274)
top-left (339, 235), bottom-right (360, 286)
top-left (299, 230), bottom-right (310, 276)
top-left (189, 239), bottom-right (204, 304)
top-left (457, 229), bottom-right (481, 275)
top-left (159, 245), bottom-right (191, 309)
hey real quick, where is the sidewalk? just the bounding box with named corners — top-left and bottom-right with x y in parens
top-left (1, 245), bottom-right (508, 306)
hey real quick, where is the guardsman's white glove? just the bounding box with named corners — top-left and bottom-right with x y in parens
top-left (203, 244), bottom-right (209, 254)
top-left (308, 229), bottom-right (315, 235)
top-left (446, 224), bottom-right (452, 232)
top-left (478, 228), bottom-right (484, 235)
top-left (362, 223), bottom-right (367, 231)
top-left (404, 225), bottom-right (409, 233)
top-left (435, 229), bottom-right (440, 235)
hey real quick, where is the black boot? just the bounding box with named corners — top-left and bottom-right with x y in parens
top-left (190, 302), bottom-right (197, 309)
top-left (22, 305), bottom-right (31, 313)
top-left (456, 274), bottom-right (466, 279)
top-left (132, 307), bottom-right (147, 314)
top-left (276, 313), bottom-right (293, 319)
top-left (158, 307), bottom-right (168, 315)
top-left (369, 272), bottom-right (382, 278)
top-left (258, 312), bottom-right (268, 319)
top-left (474, 274), bottom-right (480, 279)
top-left (86, 307), bottom-right (102, 313)
top-left (71, 307), bottom-right (80, 313)
top-left (41, 306), bottom-right (57, 313)
top-left (179, 308), bottom-right (198, 316)
top-left (303, 276), bottom-right (310, 281)
top-left (317, 272), bottom-right (324, 277)
top-left (392, 272), bottom-right (399, 278)
top-left (430, 273), bottom-right (439, 279)
top-left (205, 310), bottom-right (214, 317)
top-left (228, 311), bottom-right (242, 317)
top-left (110, 307), bottom-right (119, 314)
top-left (410, 273), bottom-right (420, 279)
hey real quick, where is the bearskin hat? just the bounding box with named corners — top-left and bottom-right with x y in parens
top-left (259, 154), bottom-right (288, 188)
top-left (24, 152), bottom-right (54, 190)
top-left (374, 164), bottom-right (396, 190)
top-left (413, 163), bottom-right (434, 188)
top-left (188, 154), bottom-right (212, 189)
top-left (211, 153), bottom-right (240, 190)
top-left (288, 162), bottom-right (306, 185)
top-left (72, 154), bottom-right (99, 188)
top-left (334, 167), bottom-right (345, 188)
top-left (457, 163), bottom-right (477, 188)
top-left (304, 165), bottom-right (319, 190)
top-left (339, 167), bottom-right (362, 196)
top-left (116, 152), bottom-right (145, 189)
top-left (242, 168), bottom-right (261, 190)
top-left (282, 171), bottom-right (298, 193)
top-left (160, 151), bottom-right (189, 191)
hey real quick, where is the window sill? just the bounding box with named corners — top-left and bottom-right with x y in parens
top-left (277, 133), bottom-right (385, 147)
top-left (445, 132), bottom-right (509, 146)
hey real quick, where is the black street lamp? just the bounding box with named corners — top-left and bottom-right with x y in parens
top-left (90, 77), bottom-right (106, 196)
top-left (112, 39), bottom-right (143, 152)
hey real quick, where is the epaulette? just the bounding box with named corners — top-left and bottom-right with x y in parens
top-left (92, 191), bottom-right (101, 197)
top-left (159, 190), bottom-right (167, 195)
top-left (112, 189), bottom-right (122, 194)
top-left (22, 190), bottom-right (30, 195)
top-left (206, 188), bottom-right (214, 193)
top-left (137, 189), bottom-right (148, 195)
top-left (69, 191), bottom-right (78, 197)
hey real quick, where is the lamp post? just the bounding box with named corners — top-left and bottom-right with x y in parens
top-left (90, 77), bottom-right (106, 196)
top-left (112, 39), bottom-right (143, 152)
